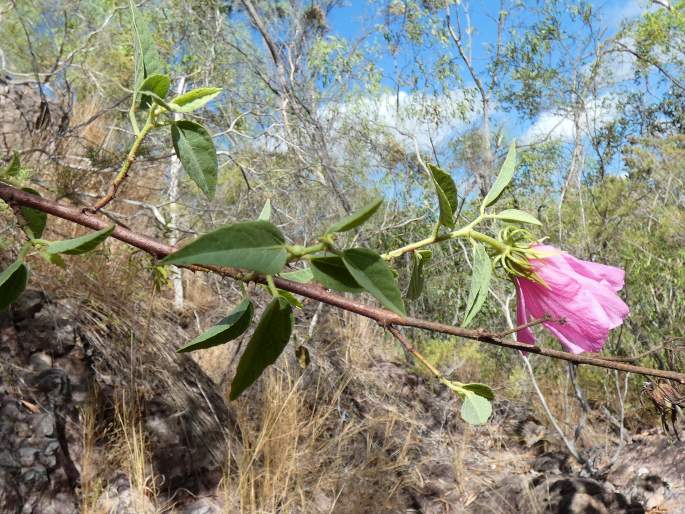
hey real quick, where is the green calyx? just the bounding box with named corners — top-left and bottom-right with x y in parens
top-left (489, 226), bottom-right (544, 283)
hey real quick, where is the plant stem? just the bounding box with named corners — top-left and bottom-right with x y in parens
top-left (286, 241), bottom-right (327, 261)
top-left (382, 214), bottom-right (497, 260)
top-left (5, 183), bottom-right (685, 384)
top-left (92, 110), bottom-right (156, 212)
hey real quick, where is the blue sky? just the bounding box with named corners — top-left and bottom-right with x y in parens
top-left (327, 0), bottom-right (645, 88)
top-left (322, 1), bottom-right (650, 155)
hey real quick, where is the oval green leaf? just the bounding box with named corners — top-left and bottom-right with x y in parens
top-left (139, 74), bottom-right (170, 97)
top-left (230, 296), bottom-right (293, 400)
top-left (258, 198), bottom-right (272, 221)
top-left (462, 243), bottom-right (492, 327)
top-left (278, 267), bottom-right (313, 284)
top-left (47, 225), bottom-right (115, 255)
top-left (0, 260), bottom-right (29, 311)
top-left (326, 197), bottom-right (383, 233)
top-left (310, 255), bottom-right (363, 293)
top-left (171, 120), bottom-right (218, 200)
top-left (494, 209), bottom-right (542, 226)
top-left (40, 251), bottom-right (66, 269)
top-left (169, 87), bottom-right (222, 113)
top-left (342, 248), bottom-right (405, 315)
top-left (406, 250), bottom-right (432, 301)
top-left (462, 383), bottom-right (495, 401)
top-left (2, 152), bottom-right (20, 177)
top-left (139, 74), bottom-right (171, 110)
top-left (483, 141), bottom-right (516, 209)
top-left (20, 188), bottom-right (47, 239)
top-left (177, 298), bottom-right (253, 353)
top-left (428, 164), bottom-right (458, 228)
top-left (278, 289), bottom-right (303, 309)
top-left (161, 221), bottom-right (288, 275)
top-left (460, 392), bottom-right (492, 425)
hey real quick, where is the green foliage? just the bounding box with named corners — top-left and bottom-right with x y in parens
top-left (462, 243), bottom-right (492, 327)
top-left (460, 392), bottom-right (492, 425)
top-left (19, 188), bottom-right (46, 239)
top-left (230, 296), bottom-right (293, 400)
top-left (2, 153), bottom-right (20, 178)
top-left (171, 121), bottom-right (218, 199)
top-left (278, 267), bottom-right (314, 284)
top-left (138, 74), bottom-right (171, 108)
top-left (0, 260), bottom-right (29, 311)
top-left (47, 225), bottom-right (115, 255)
top-left (482, 142), bottom-right (516, 210)
top-left (258, 199), bottom-right (272, 221)
top-left (162, 221), bottom-right (288, 275)
top-left (177, 298), bottom-right (253, 353)
top-left (494, 209), bottom-right (541, 226)
top-left (406, 249), bottom-right (432, 300)
top-left (169, 87), bottom-right (222, 113)
top-left (341, 248), bottom-right (406, 315)
top-left (310, 255), bottom-right (363, 293)
top-left (326, 197), bottom-right (383, 233)
top-left (428, 164), bottom-right (458, 228)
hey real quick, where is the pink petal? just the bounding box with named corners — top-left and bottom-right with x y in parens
top-left (516, 276), bottom-right (614, 354)
top-left (562, 253), bottom-right (625, 292)
top-left (514, 278), bottom-right (536, 345)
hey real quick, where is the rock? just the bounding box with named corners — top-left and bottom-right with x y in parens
top-left (96, 484), bottom-right (156, 514)
top-left (536, 477), bottom-right (645, 514)
top-left (179, 497), bottom-right (223, 514)
top-left (18, 447), bottom-right (36, 467)
top-left (29, 352), bottom-right (53, 371)
top-left (0, 450), bottom-right (18, 468)
top-left (30, 413), bottom-right (55, 438)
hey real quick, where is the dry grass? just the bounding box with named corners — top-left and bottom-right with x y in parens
top-left (79, 387), bottom-right (104, 514)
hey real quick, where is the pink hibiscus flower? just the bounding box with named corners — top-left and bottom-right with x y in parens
top-left (514, 244), bottom-right (630, 354)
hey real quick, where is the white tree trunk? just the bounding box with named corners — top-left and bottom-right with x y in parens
top-left (169, 77), bottom-right (186, 311)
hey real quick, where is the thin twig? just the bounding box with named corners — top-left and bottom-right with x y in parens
top-left (2, 183), bottom-right (685, 384)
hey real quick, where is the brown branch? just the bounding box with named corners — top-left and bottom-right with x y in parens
top-left (2, 182), bottom-right (685, 384)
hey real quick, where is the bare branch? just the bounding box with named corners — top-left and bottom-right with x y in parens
top-left (1, 183), bottom-right (684, 383)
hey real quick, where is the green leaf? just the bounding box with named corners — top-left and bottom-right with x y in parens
top-left (482, 141), bottom-right (516, 209)
top-left (2, 152), bottom-right (20, 177)
top-left (494, 209), bottom-right (541, 226)
top-left (326, 197), bottom-right (383, 233)
top-left (342, 248), bottom-right (405, 315)
top-left (230, 296), bottom-right (293, 400)
top-left (177, 299), bottom-right (253, 353)
top-left (310, 255), bottom-right (363, 293)
top-left (47, 225), bottom-right (115, 255)
top-left (19, 188), bottom-right (46, 239)
top-left (258, 198), bottom-right (271, 221)
top-left (460, 392), bottom-right (492, 425)
top-left (428, 164), bottom-right (458, 228)
top-left (171, 121), bottom-right (218, 199)
top-left (161, 221), bottom-right (288, 275)
top-left (278, 267), bottom-right (313, 284)
top-left (0, 260), bottom-right (29, 311)
top-left (138, 74), bottom-right (171, 110)
top-left (406, 250), bottom-right (432, 301)
top-left (462, 243), bottom-right (492, 327)
top-left (40, 251), bottom-right (66, 269)
top-left (169, 87), bottom-right (222, 113)
top-left (278, 289), bottom-right (303, 309)
top-left (130, 0), bottom-right (162, 108)
top-left (461, 383), bottom-right (495, 401)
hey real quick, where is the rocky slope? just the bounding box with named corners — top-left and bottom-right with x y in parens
top-left (0, 291), bottom-right (683, 513)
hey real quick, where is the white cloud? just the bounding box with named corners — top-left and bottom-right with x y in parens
top-left (521, 94), bottom-right (621, 144)
top-left (327, 89), bottom-right (478, 153)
